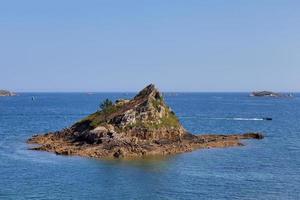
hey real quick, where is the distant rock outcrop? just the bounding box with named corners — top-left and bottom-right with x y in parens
top-left (250, 91), bottom-right (290, 97)
top-left (0, 90), bottom-right (16, 97)
top-left (28, 84), bottom-right (263, 159)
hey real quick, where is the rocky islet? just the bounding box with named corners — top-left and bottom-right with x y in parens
top-left (28, 84), bottom-right (263, 159)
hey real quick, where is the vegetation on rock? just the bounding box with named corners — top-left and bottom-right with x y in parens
top-left (99, 99), bottom-right (113, 111)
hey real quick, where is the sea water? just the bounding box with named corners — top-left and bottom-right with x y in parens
top-left (0, 93), bottom-right (299, 200)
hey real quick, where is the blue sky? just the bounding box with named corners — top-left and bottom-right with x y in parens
top-left (0, 0), bottom-right (299, 92)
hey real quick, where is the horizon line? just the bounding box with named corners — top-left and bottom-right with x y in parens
top-left (11, 90), bottom-right (300, 93)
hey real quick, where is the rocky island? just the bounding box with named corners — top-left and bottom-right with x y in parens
top-left (28, 84), bottom-right (263, 159)
top-left (250, 91), bottom-right (285, 97)
top-left (0, 90), bottom-right (16, 96)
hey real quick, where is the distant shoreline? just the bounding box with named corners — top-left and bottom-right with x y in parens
top-left (7, 91), bottom-right (300, 94)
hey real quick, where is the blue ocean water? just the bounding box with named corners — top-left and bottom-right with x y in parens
top-left (0, 93), bottom-right (299, 200)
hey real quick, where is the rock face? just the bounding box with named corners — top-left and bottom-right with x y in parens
top-left (0, 90), bottom-right (16, 96)
top-left (28, 84), bottom-right (263, 159)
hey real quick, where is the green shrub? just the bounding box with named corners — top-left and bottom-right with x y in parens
top-left (100, 99), bottom-right (113, 111)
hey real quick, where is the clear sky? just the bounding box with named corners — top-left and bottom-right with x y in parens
top-left (0, 0), bottom-right (299, 92)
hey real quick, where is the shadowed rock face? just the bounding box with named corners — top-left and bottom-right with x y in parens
top-left (28, 84), bottom-right (263, 159)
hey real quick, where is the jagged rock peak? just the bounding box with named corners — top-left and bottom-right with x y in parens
top-left (108, 83), bottom-right (180, 130)
top-left (71, 84), bottom-right (184, 140)
top-left (134, 84), bottom-right (162, 100)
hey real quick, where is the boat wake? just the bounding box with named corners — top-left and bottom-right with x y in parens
top-left (180, 117), bottom-right (272, 121)
top-left (206, 117), bottom-right (267, 121)
top-left (228, 118), bottom-right (264, 121)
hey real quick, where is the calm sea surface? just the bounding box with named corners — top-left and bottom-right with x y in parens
top-left (0, 93), bottom-right (299, 200)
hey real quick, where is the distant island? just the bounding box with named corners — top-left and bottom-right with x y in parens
top-left (250, 91), bottom-right (293, 97)
top-left (0, 90), bottom-right (16, 97)
top-left (28, 84), bottom-right (263, 159)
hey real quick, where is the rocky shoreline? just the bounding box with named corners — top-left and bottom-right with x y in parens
top-left (28, 84), bottom-right (263, 159)
top-left (28, 132), bottom-right (263, 158)
top-left (0, 90), bottom-right (16, 97)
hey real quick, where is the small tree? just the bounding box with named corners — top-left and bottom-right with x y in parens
top-left (100, 99), bottom-right (113, 111)
top-left (99, 99), bottom-right (114, 121)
